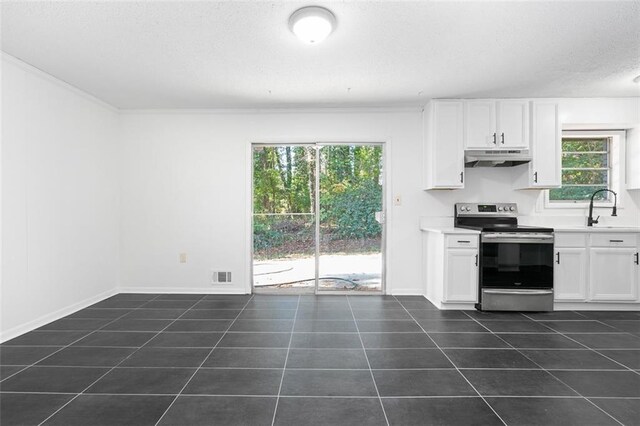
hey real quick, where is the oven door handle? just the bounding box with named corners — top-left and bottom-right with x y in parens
top-left (482, 233), bottom-right (554, 244)
top-left (483, 289), bottom-right (554, 295)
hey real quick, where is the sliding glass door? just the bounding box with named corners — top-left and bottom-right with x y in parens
top-left (252, 143), bottom-right (384, 294)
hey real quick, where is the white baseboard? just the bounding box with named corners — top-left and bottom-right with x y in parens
top-left (0, 288), bottom-right (118, 343)
top-left (118, 286), bottom-right (249, 295)
top-left (389, 291), bottom-right (425, 296)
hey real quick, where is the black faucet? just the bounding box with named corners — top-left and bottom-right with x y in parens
top-left (587, 189), bottom-right (617, 226)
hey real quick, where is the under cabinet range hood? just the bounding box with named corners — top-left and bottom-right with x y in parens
top-left (464, 149), bottom-right (532, 167)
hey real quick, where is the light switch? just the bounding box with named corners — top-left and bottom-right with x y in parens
top-left (179, 253), bottom-right (187, 263)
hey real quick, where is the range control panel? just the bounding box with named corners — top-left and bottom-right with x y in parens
top-left (455, 203), bottom-right (518, 216)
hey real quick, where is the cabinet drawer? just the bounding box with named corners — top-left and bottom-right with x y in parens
top-left (446, 235), bottom-right (478, 249)
top-left (555, 233), bottom-right (587, 248)
top-left (590, 233), bottom-right (638, 247)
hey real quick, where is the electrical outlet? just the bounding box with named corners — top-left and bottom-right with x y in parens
top-left (393, 195), bottom-right (402, 206)
top-left (179, 253), bottom-right (187, 263)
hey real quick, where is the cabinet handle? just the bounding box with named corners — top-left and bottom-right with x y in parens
top-left (475, 254), bottom-right (478, 266)
top-left (609, 240), bottom-right (624, 243)
top-left (534, 172), bottom-right (538, 183)
top-left (460, 171), bottom-right (464, 183)
top-left (492, 133), bottom-right (497, 144)
top-left (556, 252), bottom-right (560, 264)
top-left (501, 132), bottom-right (505, 144)
top-left (458, 240), bottom-right (470, 243)
top-left (635, 253), bottom-right (639, 265)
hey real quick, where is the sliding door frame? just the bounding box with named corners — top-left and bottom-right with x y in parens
top-left (248, 141), bottom-right (387, 295)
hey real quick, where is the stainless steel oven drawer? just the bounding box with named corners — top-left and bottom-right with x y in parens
top-left (481, 289), bottom-right (554, 312)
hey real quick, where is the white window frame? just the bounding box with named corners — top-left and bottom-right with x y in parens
top-left (544, 130), bottom-right (625, 210)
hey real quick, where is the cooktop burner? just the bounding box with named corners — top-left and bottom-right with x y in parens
top-left (454, 203), bottom-right (554, 233)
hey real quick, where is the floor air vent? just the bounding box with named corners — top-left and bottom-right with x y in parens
top-left (211, 271), bottom-right (232, 284)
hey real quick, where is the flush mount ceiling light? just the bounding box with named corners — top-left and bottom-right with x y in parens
top-left (289, 6), bottom-right (336, 45)
top-left (633, 74), bottom-right (640, 84)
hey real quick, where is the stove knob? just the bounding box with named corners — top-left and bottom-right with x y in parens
top-left (509, 206), bottom-right (515, 211)
top-left (497, 206), bottom-right (503, 211)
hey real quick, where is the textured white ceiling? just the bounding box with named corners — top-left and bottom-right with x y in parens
top-left (2, 1), bottom-right (639, 109)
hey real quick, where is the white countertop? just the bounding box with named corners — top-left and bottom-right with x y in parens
top-left (420, 226), bottom-right (480, 234)
top-left (552, 226), bottom-right (640, 233)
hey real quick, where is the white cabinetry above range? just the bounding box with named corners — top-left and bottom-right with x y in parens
top-left (422, 99), bottom-right (559, 190)
top-left (554, 231), bottom-right (640, 308)
top-left (465, 100), bottom-right (529, 149)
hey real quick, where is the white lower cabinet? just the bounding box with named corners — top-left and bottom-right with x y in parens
top-left (423, 231), bottom-right (479, 308)
top-left (554, 247), bottom-right (588, 301)
top-left (444, 249), bottom-right (478, 302)
top-left (589, 247), bottom-right (639, 301)
top-left (554, 232), bottom-right (640, 304)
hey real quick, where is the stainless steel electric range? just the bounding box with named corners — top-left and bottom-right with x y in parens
top-left (454, 203), bottom-right (555, 312)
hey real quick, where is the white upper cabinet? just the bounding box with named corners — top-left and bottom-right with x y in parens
top-left (464, 101), bottom-right (497, 148)
top-left (626, 126), bottom-right (640, 190)
top-left (464, 100), bottom-right (529, 149)
top-left (423, 100), bottom-right (465, 189)
top-left (514, 101), bottom-right (561, 189)
top-left (497, 101), bottom-right (529, 148)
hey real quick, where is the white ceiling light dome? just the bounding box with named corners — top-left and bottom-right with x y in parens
top-left (289, 6), bottom-right (336, 45)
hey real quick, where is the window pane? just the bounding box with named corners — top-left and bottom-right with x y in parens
top-left (549, 185), bottom-right (609, 201)
top-left (562, 138), bottom-right (608, 152)
top-left (562, 153), bottom-right (608, 168)
top-left (562, 170), bottom-right (608, 185)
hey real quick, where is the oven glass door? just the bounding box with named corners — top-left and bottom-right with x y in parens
top-left (481, 240), bottom-right (554, 289)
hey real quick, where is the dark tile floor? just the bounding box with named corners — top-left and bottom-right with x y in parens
top-left (1, 293), bottom-right (639, 425)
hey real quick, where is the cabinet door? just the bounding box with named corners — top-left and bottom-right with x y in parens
top-left (432, 101), bottom-right (464, 188)
top-left (465, 101), bottom-right (496, 149)
top-left (444, 249), bottom-right (478, 302)
top-left (529, 102), bottom-right (561, 187)
top-left (627, 127), bottom-right (640, 190)
top-left (554, 248), bottom-right (588, 301)
top-left (589, 248), bottom-right (639, 301)
top-left (497, 101), bottom-right (529, 148)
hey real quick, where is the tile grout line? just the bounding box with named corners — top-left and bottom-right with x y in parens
top-left (152, 293), bottom-right (257, 426)
top-left (520, 312), bottom-right (640, 376)
top-left (3, 389), bottom-right (640, 399)
top-left (393, 296), bottom-right (509, 426)
top-left (347, 296), bottom-right (391, 426)
top-left (463, 311), bottom-right (625, 426)
top-left (269, 295), bottom-right (301, 426)
top-left (0, 294), bottom-right (165, 384)
top-left (36, 293), bottom-right (209, 426)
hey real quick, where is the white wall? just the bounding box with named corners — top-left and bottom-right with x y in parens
top-left (119, 110), bottom-right (423, 295)
top-left (1, 56), bottom-right (120, 340)
top-left (119, 98), bottom-right (639, 296)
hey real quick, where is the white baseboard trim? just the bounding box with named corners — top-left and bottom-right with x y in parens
top-left (118, 287), bottom-right (249, 295)
top-left (554, 302), bottom-right (640, 311)
top-left (389, 291), bottom-right (425, 296)
top-left (0, 288), bottom-right (118, 343)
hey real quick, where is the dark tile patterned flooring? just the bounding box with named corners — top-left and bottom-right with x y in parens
top-left (1, 293), bottom-right (639, 425)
